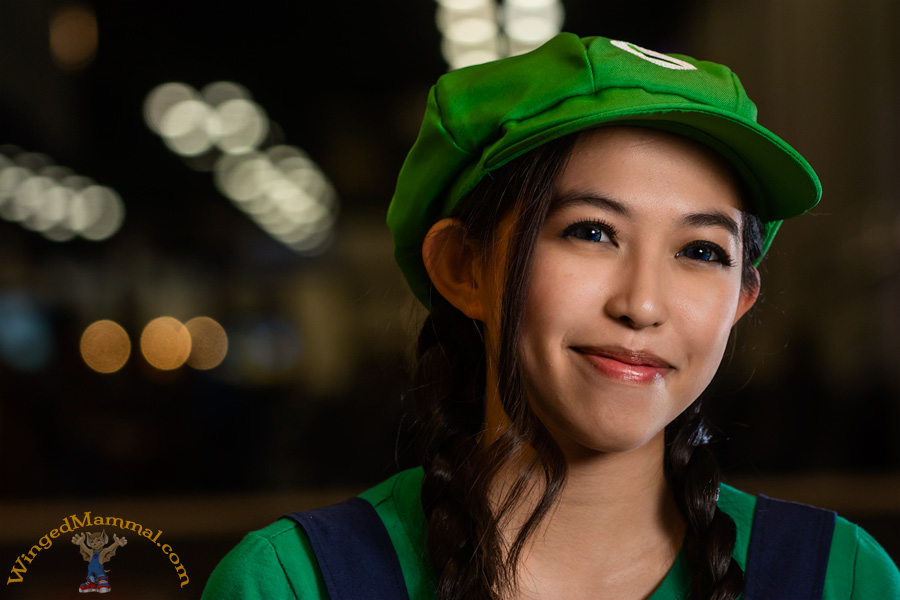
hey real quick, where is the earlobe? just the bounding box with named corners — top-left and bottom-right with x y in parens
top-left (422, 218), bottom-right (485, 320)
top-left (733, 266), bottom-right (760, 325)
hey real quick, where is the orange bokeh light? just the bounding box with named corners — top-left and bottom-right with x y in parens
top-left (140, 317), bottom-right (192, 371)
top-left (49, 4), bottom-right (98, 71)
top-left (80, 320), bottom-right (131, 373)
top-left (185, 316), bottom-right (228, 370)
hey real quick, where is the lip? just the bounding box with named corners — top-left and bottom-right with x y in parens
top-left (572, 345), bottom-right (673, 384)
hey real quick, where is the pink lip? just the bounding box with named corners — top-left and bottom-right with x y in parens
top-left (573, 346), bottom-right (673, 384)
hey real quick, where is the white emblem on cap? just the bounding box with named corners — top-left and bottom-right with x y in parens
top-left (610, 40), bottom-right (697, 71)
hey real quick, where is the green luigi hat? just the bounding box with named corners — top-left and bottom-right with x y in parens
top-left (388, 33), bottom-right (821, 306)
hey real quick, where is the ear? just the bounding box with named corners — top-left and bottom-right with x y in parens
top-left (732, 266), bottom-right (760, 325)
top-left (422, 218), bottom-right (485, 320)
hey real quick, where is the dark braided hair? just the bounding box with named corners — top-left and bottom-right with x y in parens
top-left (412, 128), bottom-right (764, 600)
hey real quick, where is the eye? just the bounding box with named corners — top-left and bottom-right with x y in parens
top-left (678, 241), bottom-right (734, 266)
top-left (558, 220), bottom-right (617, 244)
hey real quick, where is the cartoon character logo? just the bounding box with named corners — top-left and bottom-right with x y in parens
top-left (71, 530), bottom-right (127, 594)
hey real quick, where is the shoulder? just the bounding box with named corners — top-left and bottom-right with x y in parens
top-left (360, 467), bottom-right (435, 598)
top-left (201, 468), bottom-right (430, 600)
top-left (717, 484), bottom-right (900, 599)
top-left (823, 515), bottom-right (900, 599)
top-left (201, 518), bottom-right (327, 600)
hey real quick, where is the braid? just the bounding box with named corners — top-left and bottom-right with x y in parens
top-left (665, 402), bottom-right (744, 600)
top-left (414, 135), bottom-right (576, 600)
top-left (415, 294), bottom-right (497, 599)
top-left (661, 198), bottom-right (762, 600)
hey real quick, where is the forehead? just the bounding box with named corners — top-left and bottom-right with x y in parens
top-left (558, 126), bottom-right (745, 215)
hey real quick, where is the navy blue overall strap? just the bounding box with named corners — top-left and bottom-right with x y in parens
top-left (743, 493), bottom-right (837, 600)
top-left (284, 497), bottom-right (410, 600)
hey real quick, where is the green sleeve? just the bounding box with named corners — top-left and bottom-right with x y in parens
top-left (201, 519), bottom-right (328, 600)
top-left (823, 517), bottom-right (900, 600)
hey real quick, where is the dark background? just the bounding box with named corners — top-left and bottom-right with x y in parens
top-left (0, 0), bottom-right (897, 597)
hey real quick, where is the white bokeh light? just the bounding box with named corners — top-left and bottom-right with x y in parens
top-left (144, 83), bottom-right (199, 135)
top-left (0, 148), bottom-right (125, 242)
top-left (146, 82), bottom-right (338, 255)
top-left (436, 0), bottom-right (563, 68)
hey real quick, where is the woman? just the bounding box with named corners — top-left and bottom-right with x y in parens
top-left (203, 33), bottom-right (899, 600)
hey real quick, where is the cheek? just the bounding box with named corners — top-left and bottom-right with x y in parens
top-left (673, 286), bottom-right (740, 368)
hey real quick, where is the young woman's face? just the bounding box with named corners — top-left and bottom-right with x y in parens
top-left (513, 126), bottom-right (757, 458)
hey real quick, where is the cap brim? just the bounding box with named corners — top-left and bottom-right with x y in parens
top-left (474, 104), bottom-right (821, 224)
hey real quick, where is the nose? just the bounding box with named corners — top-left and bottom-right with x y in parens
top-left (604, 253), bottom-right (668, 329)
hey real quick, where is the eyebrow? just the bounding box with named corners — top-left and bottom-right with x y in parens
top-left (680, 212), bottom-right (740, 240)
top-left (552, 190), bottom-right (741, 240)
top-left (552, 191), bottom-right (631, 217)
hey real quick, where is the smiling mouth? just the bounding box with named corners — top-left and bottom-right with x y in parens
top-left (572, 346), bottom-right (673, 383)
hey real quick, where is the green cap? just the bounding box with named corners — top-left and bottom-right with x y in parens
top-left (388, 33), bottom-right (821, 306)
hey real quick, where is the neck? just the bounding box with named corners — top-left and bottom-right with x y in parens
top-left (485, 402), bottom-right (685, 598)
top-left (495, 432), bottom-right (682, 543)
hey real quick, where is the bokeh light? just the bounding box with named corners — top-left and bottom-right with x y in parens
top-left (49, 3), bottom-right (98, 71)
top-left (0, 147), bottom-right (125, 242)
top-left (145, 81), bottom-right (270, 157)
top-left (437, 0), bottom-right (501, 69)
top-left (80, 320), bottom-right (131, 374)
top-left (140, 317), bottom-right (192, 371)
top-left (143, 83), bottom-right (199, 134)
top-left (436, 0), bottom-right (563, 69)
top-left (159, 99), bottom-right (216, 156)
top-left (185, 316), bottom-right (228, 370)
top-left (70, 185), bottom-right (126, 241)
top-left (501, 0), bottom-right (563, 55)
top-left (213, 99), bottom-right (268, 155)
top-left (0, 294), bottom-right (54, 373)
top-left (201, 81), bottom-right (250, 107)
top-left (145, 81), bottom-right (339, 254)
top-left (213, 145), bottom-right (338, 255)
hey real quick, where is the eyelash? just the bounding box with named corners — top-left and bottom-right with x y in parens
top-left (678, 240), bottom-right (735, 267)
top-left (558, 220), bottom-right (735, 267)
top-left (558, 219), bottom-right (619, 244)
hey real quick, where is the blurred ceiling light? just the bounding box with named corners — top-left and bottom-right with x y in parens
top-left (72, 185), bottom-right (126, 241)
top-left (146, 81), bottom-right (271, 157)
top-left (437, 0), bottom-right (562, 69)
top-left (81, 320), bottom-right (131, 374)
top-left (441, 43), bottom-right (501, 70)
top-left (214, 99), bottom-right (269, 155)
top-left (140, 317), bottom-right (192, 371)
top-left (185, 316), bottom-right (228, 370)
top-left (146, 82), bottom-right (338, 254)
top-left (0, 148), bottom-right (124, 242)
top-left (502, 0), bottom-right (563, 52)
top-left (201, 81), bottom-right (251, 107)
top-left (437, 0), bottom-right (501, 69)
top-left (212, 145), bottom-right (338, 255)
top-left (444, 17), bottom-right (498, 45)
top-left (437, 0), bottom-right (489, 9)
top-left (505, 0), bottom-right (556, 7)
top-left (28, 185), bottom-right (73, 232)
top-left (144, 83), bottom-right (199, 134)
top-left (13, 176), bottom-right (55, 224)
top-left (159, 99), bottom-right (216, 157)
top-left (0, 166), bottom-right (34, 220)
top-left (49, 3), bottom-right (98, 71)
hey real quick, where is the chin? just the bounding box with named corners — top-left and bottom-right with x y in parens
top-left (552, 420), bottom-right (668, 457)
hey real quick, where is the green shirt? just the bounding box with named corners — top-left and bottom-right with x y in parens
top-left (202, 468), bottom-right (900, 599)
